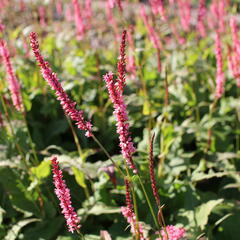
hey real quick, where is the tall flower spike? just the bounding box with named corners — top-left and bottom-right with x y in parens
top-left (51, 157), bottom-right (80, 233)
top-left (0, 39), bottom-right (23, 112)
top-left (215, 31), bottom-right (225, 98)
top-left (72, 0), bottom-right (85, 40)
top-left (121, 179), bottom-right (145, 239)
top-left (149, 133), bottom-right (161, 207)
top-left (196, 0), bottom-right (206, 37)
top-left (104, 72), bottom-right (137, 173)
top-left (117, 30), bottom-right (126, 92)
top-left (30, 32), bottom-right (92, 137)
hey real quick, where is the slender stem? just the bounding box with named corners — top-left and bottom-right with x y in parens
top-left (125, 166), bottom-right (140, 239)
top-left (206, 98), bottom-right (218, 152)
top-left (137, 174), bottom-right (160, 231)
top-left (67, 117), bottom-right (83, 158)
top-left (66, 118), bottom-right (91, 199)
top-left (91, 134), bottom-right (126, 177)
top-left (22, 111), bottom-right (39, 166)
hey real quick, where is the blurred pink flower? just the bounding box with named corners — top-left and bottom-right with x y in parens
top-left (0, 39), bottom-right (23, 112)
top-left (140, 5), bottom-right (162, 50)
top-left (215, 32), bottom-right (225, 98)
top-left (51, 157), bottom-right (80, 233)
top-left (30, 32), bottom-right (92, 137)
top-left (177, 0), bottom-right (191, 32)
top-left (149, 0), bottom-right (167, 21)
top-left (38, 6), bottom-right (46, 27)
top-left (72, 0), bottom-right (85, 40)
top-left (196, 0), bottom-right (206, 37)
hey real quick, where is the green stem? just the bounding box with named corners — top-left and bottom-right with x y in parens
top-left (67, 117), bottom-right (83, 158)
top-left (22, 111), bottom-right (39, 166)
top-left (91, 134), bottom-right (126, 178)
top-left (137, 174), bottom-right (160, 231)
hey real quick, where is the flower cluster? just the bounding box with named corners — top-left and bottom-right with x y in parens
top-left (51, 157), bottom-right (80, 233)
top-left (215, 32), bottom-right (225, 98)
top-left (157, 225), bottom-right (186, 240)
top-left (196, 0), bottom-right (206, 37)
top-left (30, 32), bottom-right (92, 137)
top-left (177, 0), bottom-right (191, 32)
top-left (149, 0), bottom-right (167, 21)
top-left (0, 39), bottom-right (23, 112)
top-left (228, 17), bottom-right (240, 87)
top-left (121, 179), bottom-right (145, 239)
top-left (72, 0), bottom-right (85, 40)
top-left (140, 6), bottom-right (161, 50)
top-left (117, 30), bottom-right (126, 92)
top-left (104, 72), bottom-right (137, 173)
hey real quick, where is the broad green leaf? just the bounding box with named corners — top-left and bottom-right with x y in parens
top-left (196, 199), bottom-right (224, 230)
top-left (72, 167), bottom-right (86, 188)
top-left (4, 218), bottom-right (39, 240)
top-left (85, 203), bottom-right (121, 216)
top-left (31, 160), bottom-right (51, 179)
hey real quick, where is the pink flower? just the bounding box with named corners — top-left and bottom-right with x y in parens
top-left (121, 179), bottom-right (145, 239)
top-left (177, 0), bottom-right (191, 32)
top-left (38, 6), bottom-right (46, 27)
top-left (117, 30), bottom-right (127, 92)
top-left (215, 32), bottom-right (225, 98)
top-left (149, 0), bottom-right (167, 21)
top-left (84, 0), bottom-right (92, 20)
top-left (106, 1), bottom-right (120, 41)
top-left (65, 4), bottom-right (74, 22)
top-left (140, 5), bottom-right (162, 50)
top-left (0, 39), bottom-right (23, 112)
top-left (72, 0), bottom-right (85, 40)
top-left (196, 0), bottom-right (206, 37)
top-left (103, 72), bottom-right (137, 173)
top-left (30, 32), bottom-right (92, 137)
top-left (56, 1), bottom-right (63, 16)
top-left (116, 0), bottom-right (122, 12)
top-left (51, 157), bottom-right (80, 233)
top-left (157, 225), bottom-right (186, 240)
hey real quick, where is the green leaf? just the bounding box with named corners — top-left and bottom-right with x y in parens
top-left (31, 160), bottom-right (51, 180)
top-left (72, 167), bottom-right (86, 189)
top-left (22, 91), bottom-right (32, 112)
top-left (196, 199), bottom-right (224, 230)
top-left (4, 218), bottom-right (39, 240)
top-left (0, 207), bottom-right (6, 225)
top-left (83, 203), bottom-right (121, 216)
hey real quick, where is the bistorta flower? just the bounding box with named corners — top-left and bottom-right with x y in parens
top-left (51, 157), bottom-right (80, 233)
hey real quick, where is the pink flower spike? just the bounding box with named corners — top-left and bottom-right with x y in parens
top-left (157, 225), bottom-right (186, 240)
top-left (103, 72), bottom-right (137, 173)
top-left (72, 0), bottom-right (85, 40)
top-left (121, 179), bottom-right (146, 239)
top-left (51, 157), bottom-right (81, 233)
top-left (215, 32), bottom-right (225, 98)
top-left (117, 30), bottom-right (127, 92)
top-left (0, 39), bottom-right (23, 112)
top-left (196, 0), bottom-right (206, 37)
top-left (30, 32), bottom-right (92, 137)
top-left (140, 5), bottom-right (162, 50)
